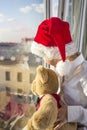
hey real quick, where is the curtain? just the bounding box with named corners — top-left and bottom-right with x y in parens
top-left (72, 0), bottom-right (87, 59)
top-left (71, 0), bottom-right (82, 48)
top-left (82, 2), bottom-right (87, 59)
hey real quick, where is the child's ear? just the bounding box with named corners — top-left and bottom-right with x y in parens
top-left (37, 65), bottom-right (48, 84)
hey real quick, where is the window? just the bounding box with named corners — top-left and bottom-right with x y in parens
top-left (6, 71), bottom-right (10, 81)
top-left (17, 72), bottom-right (22, 82)
top-left (0, 0), bottom-right (60, 127)
top-left (6, 86), bottom-right (11, 93)
top-left (30, 73), bottom-right (35, 83)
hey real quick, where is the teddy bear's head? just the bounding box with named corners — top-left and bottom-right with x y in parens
top-left (31, 65), bottom-right (59, 96)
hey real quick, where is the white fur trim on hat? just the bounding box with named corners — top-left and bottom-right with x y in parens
top-left (31, 41), bottom-right (77, 60)
top-left (56, 60), bottom-right (73, 76)
top-left (56, 53), bottom-right (84, 76)
top-left (31, 41), bottom-right (61, 59)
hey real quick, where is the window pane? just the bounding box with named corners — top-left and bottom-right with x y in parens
top-left (17, 72), bottom-right (22, 82)
top-left (0, 0), bottom-right (44, 91)
top-left (52, 0), bottom-right (59, 17)
top-left (0, 0), bottom-right (44, 129)
top-left (6, 71), bottom-right (10, 81)
top-left (30, 73), bottom-right (35, 84)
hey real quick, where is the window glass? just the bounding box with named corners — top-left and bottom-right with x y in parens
top-left (17, 72), bottom-right (22, 82)
top-left (0, 0), bottom-right (59, 129)
top-left (52, 0), bottom-right (59, 17)
top-left (63, 0), bottom-right (73, 30)
top-left (6, 71), bottom-right (10, 81)
top-left (67, 0), bottom-right (73, 25)
top-left (0, 0), bottom-right (44, 129)
top-left (0, 0), bottom-right (44, 91)
top-left (30, 73), bottom-right (35, 83)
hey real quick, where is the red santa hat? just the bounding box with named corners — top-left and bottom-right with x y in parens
top-left (31, 17), bottom-right (77, 62)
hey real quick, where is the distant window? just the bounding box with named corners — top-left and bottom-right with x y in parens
top-left (17, 72), bottom-right (22, 82)
top-left (17, 88), bottom-right (23, 92)
top-left (6, 71), bottom-right (10, 81)
top-left (6, 86), bottom-right (10, 92)
top-left (30, 73), bottom-right (35, 83)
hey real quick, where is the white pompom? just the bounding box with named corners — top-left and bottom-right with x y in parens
top-left (56, 60), bottom-right (72, 76)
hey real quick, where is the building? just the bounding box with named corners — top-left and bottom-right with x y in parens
top-left (0, 40), bottom-right (35, 95)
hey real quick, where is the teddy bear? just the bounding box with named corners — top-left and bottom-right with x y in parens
top-left (23, 65), bottom-right (77, 130)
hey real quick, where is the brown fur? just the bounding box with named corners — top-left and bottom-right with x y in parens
top-left (27, 65), bottom-right (77, 130)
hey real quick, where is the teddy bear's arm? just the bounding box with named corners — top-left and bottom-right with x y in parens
top-left (28, 94), bottom-right (58, 130)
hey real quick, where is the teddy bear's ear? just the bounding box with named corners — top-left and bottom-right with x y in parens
top-left (37, 65), bottom-right (48, 84)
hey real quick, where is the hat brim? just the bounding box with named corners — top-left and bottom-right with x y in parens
top-left (31, 41), bottom-right (77, 60)
top-left (31, 41), bottom-right (61, 60)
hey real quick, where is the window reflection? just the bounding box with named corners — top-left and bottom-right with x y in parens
top-left (0, 0), bottom-right (44, 129)
top-left (0, 0), bottom-right (44, 94)
top-left (0, 0), bottom-right (59, 129)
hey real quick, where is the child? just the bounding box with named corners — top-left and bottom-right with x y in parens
top-left (31, 17), bottom-right (87, 130)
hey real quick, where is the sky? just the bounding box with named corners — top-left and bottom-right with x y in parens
top-left (0, 0), bottom-right (58, 43)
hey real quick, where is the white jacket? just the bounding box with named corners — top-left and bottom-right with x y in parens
top-left (59, 54), bottom-right (87, 130)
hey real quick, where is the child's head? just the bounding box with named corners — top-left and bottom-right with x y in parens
top-left (31, 17), bottom-right (77, 65)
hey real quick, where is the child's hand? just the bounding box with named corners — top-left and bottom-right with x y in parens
top-left (57, 101), bottom-right (67, 122)
top-left (54, 120), bottom-right (67, 130)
